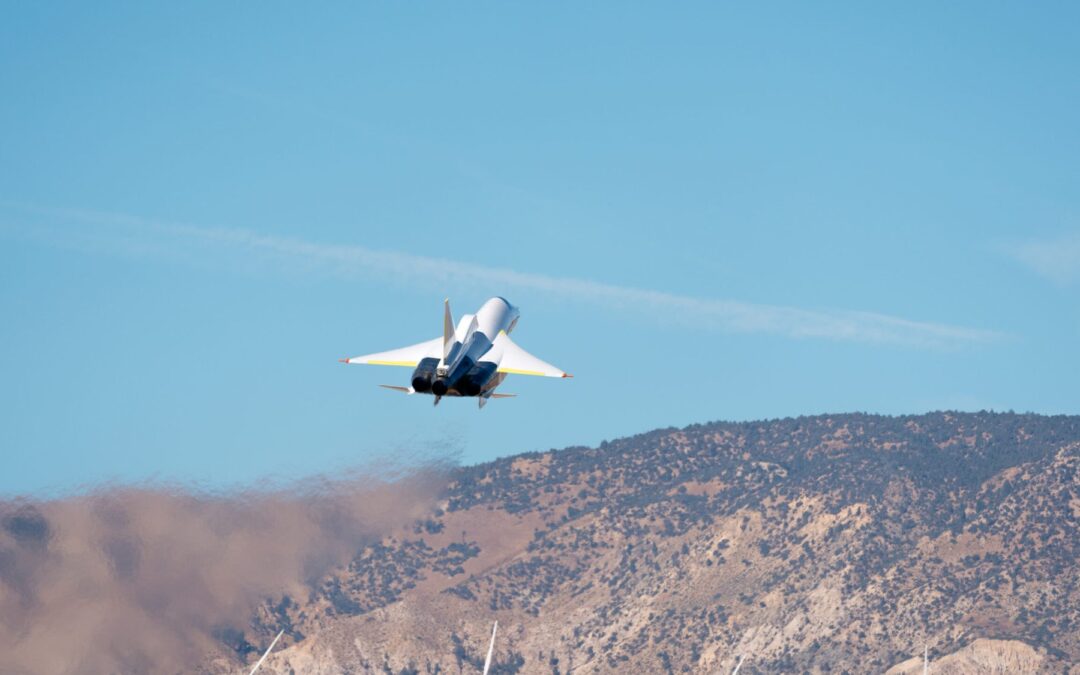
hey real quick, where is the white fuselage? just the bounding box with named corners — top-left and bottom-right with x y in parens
top-left (468, 296), bottom-right (520, 342)
top-left (435, 297), bottom-right (519, 395)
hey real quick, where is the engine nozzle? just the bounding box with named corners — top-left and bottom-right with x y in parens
top-left (411, 376), bottom-right (432, 393)
top-left (431, 379), bottom-right (449, 396)
top-left (409, 358), bottom-right (439, 394)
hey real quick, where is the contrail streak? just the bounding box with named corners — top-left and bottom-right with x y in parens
top-left (248, 629), bottom-right (284, 675)
top-left (1008, 232), bottom-right (1080, 285)
top-left (732, 653), bottom-right (746, 674)
top-left (482, 621), bottom-right (498, 675)
top-left (4, 206), bottom-right (1001, 348)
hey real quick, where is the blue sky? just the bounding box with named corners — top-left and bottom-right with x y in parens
top-left (2, 3), bottom-right (1078, 495)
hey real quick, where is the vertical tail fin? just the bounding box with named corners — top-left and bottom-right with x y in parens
top-left (443, 298), bottom-right (455, 362)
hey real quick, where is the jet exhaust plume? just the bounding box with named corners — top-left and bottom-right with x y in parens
top-left (0, 465), bottom-right (450, 675)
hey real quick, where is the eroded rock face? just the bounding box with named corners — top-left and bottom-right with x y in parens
top-left (887, 638), bottom-right (1043, 674)
top-left (216, 412), bottom-right (1079, 674)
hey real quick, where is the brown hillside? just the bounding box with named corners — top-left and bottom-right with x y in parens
top-left (223, 412), bottom-right (1080, 674)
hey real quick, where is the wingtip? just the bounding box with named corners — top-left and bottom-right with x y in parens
top-left (562, 373), bottom-right (574, 378)
top-left (338, 357), bottom-right (351, 364)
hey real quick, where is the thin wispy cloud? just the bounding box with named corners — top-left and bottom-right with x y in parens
top-left (1009, 233), bottom-right (1080, 285)
top-left (4, 206), bottom-right (1000, 348)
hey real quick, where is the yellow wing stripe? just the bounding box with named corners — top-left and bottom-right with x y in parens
top-left (497, 367), bottom-right (548, 377)
top-left (366, 360), bottom-right (419, 367)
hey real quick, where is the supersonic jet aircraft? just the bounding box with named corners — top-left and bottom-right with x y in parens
top-left (340, 297), bottom-right (571, 407)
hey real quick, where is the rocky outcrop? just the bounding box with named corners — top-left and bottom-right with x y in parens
top-left (887, 638), bottom-right (1044, 674)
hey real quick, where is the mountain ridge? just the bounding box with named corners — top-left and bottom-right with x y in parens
top-left (226, 411), bottom-right (1079, 673)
